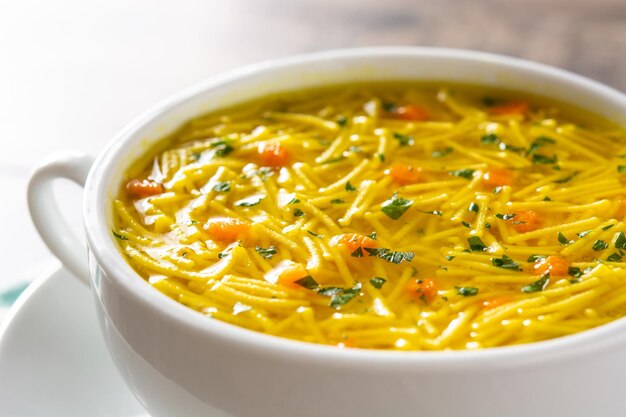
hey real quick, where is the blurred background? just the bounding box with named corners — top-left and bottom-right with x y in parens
top-left (1, 0), bottom-right (626, 301)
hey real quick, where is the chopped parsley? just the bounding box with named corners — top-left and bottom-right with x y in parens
top-left (381, 194), bottom-right (413, 220)
top-left (445, 255), bottom-right (455, 261)
top-left (336, 115), bottom-right (348, 127)
top-left (461, 221), bottom-right (471, 228)
top-left (432, 147), bottom-right (453, 158)
top-left (527, 254), bottom-right (547, 262)
top-left (393, 132), bottom-right (414, 146)
top-left (345, 181), bottom-right (357, 192)
top-left (288, 197), bottom-right (301, 204)
top-left (212, 181), bottom-right (231, 192)
top-left (496, 213), bottom-right (516, 220)
top-left (330, 198), bottom-right (345, 204)
top-left (450, 168), bottom-right (476, 180)
top-left (363, 247), bottom-right (415, 264)
top-left (557, 232), bottom-right (572, 245)
top-left (480, 134), bottom-right (499, 144)
top-left (210, 139), bottom-right (234, 158)
top-left (522, 274), bottom-right (550, 293)
top-left (368, 231), bottom-right (377, 240)
top-left (307, 230), bottom-right (320, 237)
top-left (491, 255), bottom-right (521, 271)
top-left (568, 267), bottom-right (583, 278)
top-left (532, 153), bottom-right (557, 164)
top-left (234, 195), bottom-right (265, 207)
top-left (467, 236), bottom-right (487, 252)
top-left (618, 165), bottom-right (626, 173)
top-left (318, 282), bottom-right (363, 308)
top-left (112, 230), bottom-right (128, 240)
top-left (255, 246), bottom-right (278, 259)
top-left (369, 277), bottom-right (387, 289)
top-left (592, 240), bottom-right (609, 251)
top-left (607, 253), bottom-right (623, 262)
top-left (577, 230), bottom-right (592, 238)
top-left (294, 276), bottom-right (319, 290)
top-left (456, 286), bottom-right (479, 296)
top-left (602, 224), bottom-right (615, 231)
top-left (615, 232), bottom-right (626, 250)
top-left (350, 247), bottom-right (364, 258)
top-left (468, 202), bottom-right (479, 213)
top-left (528, 136), bottom-right (556, 155)
top-left (554, 172), bottom-right (577, 183)
top-left (293, 208), bottom-right (305, 217)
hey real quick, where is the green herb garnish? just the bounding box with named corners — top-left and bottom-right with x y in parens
top-left (318, 282), bottom-right (362, 308)
top-left (450, 168), bottom-right (476, 180)
top-left (363, 247), bottom-right (415, 264)
top-left (481, 134), bottom-right (499, 144)
top-left (491, 255), bottom-right (521, 270)
top-left (468, 202), bottom-right (479, 213)
top-left (615, 232), bottom-right (626, 250)
top-left (112, 230), bottom-right (128, 240)
top-left (467, 236), bottom-right (487, 252)
top-left (212, 181), bottom-right (231, 192)
top-left (393, 132), bottom-right (414, 146)
top-left (255, 246), bottom-right (278, 259)
top-left (527, 254), bottom-right (547, 262)
top-left (592, 240), bottom-right (609, 251)
top-left (345, 181), bottom-right (357, 192)
top-left (522, 274), bottom-right (550, 293)
top-left (557, 232), bottom-right (572, 245)
top-left (568, 267), bottom-right (583, 278)
top-left (381, 194), bottom-right (413, 220)
top-left (607, 253), bottom-right (623, 262)
top-left (330, 198), bottom-right (345, 204)
top-left (456, 286), bottom-right (479, 296)
top-left (235, 195), bottom-right (265, 207)
top-left (293, 208), bottom-right (304, 217)
top-left (432, 147), bottom-right (453, 158)
top-left (496, 213), bottom-right (516, 220)
top-left (532, 154), bottom-right (557, 164)
top-left (294, 276), bottom-right (319, 290)
top-left (370, 277), bottom-right (387, 289)
top-left (528, 136), bottom-right (556, 155)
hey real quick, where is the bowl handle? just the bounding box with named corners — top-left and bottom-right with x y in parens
top-left (27, 152), bottom-right (95, 285)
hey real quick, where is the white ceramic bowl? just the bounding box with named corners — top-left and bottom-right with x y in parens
top-left (28, 47), bottom-right (626, 417)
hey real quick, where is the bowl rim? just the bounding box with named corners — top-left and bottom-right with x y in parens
top-left (84, 46), bottom-right (626, 369)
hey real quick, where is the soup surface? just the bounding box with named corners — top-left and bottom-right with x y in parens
top-left (113, 84), bottom-right (626, 350)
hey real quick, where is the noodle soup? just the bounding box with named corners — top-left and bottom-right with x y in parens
top-left (112, 84), bottom-right (626, 350)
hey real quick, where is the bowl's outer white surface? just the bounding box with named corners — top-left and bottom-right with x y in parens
top-left (0, 266), bottom-right (148, 417)
top-left (84, 48), bottom-right (626, 417)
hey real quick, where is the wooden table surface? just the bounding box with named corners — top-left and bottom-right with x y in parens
top-left (1, 0), bottom-right (625, 291)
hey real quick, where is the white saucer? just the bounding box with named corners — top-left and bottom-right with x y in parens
top-left (0, 266), bottom-right (149, 417)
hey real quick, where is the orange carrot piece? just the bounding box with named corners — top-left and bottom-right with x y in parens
top-left (126, 179), bottom-right (164, 198)
top-left (329, 233), bottom-right (378, 253)
top-left (511, 210), bottom-right (541, 233)
top-left (488, 100), bottom-right (529, 116)
top-left (258, 142), bottom-right (289, 167)
top-left (204, 217), bottom-right (250, 242)
top-left (482, 296), bottom-right (512, 310)
top-left (387, 163), bottom-right (422, 185)
top-left (394, 104), bottom-right (429, 121)
top-left (532, 256), bottom-right (569, 277)
top-left (406, 278), bottom-right (438, 302)
top-left (482, 167), bottom-right (512, 187)
top-left (277, 263), bottom-right (309, 287)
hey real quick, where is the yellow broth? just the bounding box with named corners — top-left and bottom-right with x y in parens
top-left (112, 84), bottom-right (626, 350)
